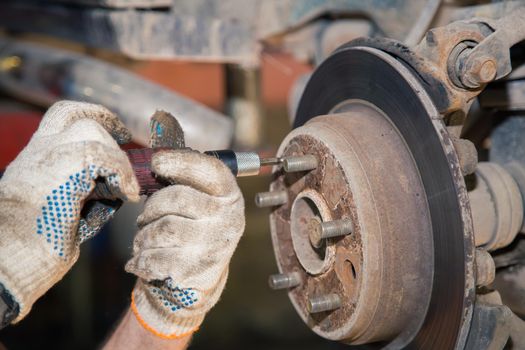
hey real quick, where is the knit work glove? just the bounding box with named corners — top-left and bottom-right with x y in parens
top-left (125, 150), bottom-right (245, 339)
top-left (0, 101), bottom-right (140, 322)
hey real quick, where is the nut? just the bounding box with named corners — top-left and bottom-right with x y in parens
top-left (463, 56), bottom-right (497, 88)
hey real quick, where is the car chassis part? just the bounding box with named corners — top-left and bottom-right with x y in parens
top-left (264, 8), bottom-right (525, 350)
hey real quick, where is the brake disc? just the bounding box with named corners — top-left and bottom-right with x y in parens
top-left (269, 46), bottom-right (475, 349)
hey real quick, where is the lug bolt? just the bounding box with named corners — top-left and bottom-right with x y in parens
top-left (309, 218), bottom-right (353, 248)
top-left (307, 293), bottom-right (342, 313)
top-left (283, 155), bottom-right (318, 173)
top-left (255, 190), bottom-right (288, 207)
top-left (268, 272), bottom-right (301, 290)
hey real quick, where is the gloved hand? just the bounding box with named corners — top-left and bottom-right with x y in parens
top-left (0, 101), bottom-right (140, 322)
top-left (125, 150), bottom-right (245, 339)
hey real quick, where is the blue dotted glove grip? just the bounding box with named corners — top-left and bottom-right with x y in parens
top-left (36, 164), bottom-right (120, 259)
top-left (148, 278), bottom-right (199, 313)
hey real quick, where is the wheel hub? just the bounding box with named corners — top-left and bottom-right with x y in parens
top-left (267, 46), bottom-right (475, 349)
top-left (271, 104), bottom-right (433, 346)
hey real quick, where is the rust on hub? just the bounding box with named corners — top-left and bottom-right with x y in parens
top-left (269, 107), bottom-right (433, 345)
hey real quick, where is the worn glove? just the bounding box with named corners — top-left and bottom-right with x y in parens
top-left (125, 150), bottom-right (245, 339)
top-left (0, 101), bottom-right (140, 322)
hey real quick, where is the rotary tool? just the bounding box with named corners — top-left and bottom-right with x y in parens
top-left (91, 110), bottom-right (281, 198)
top-left (126, 148), bottom-right (281, 196)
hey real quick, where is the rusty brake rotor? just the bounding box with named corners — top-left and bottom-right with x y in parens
top-left (268, 46), bottom-right (475, 349)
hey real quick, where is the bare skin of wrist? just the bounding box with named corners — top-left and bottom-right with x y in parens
top-left (103, 308), bottom-right (192, 350)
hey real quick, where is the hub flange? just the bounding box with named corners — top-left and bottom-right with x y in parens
top-left (269, 45), bottom-right (475, 349)
top-left (270, 106), bottom-right (433, 346)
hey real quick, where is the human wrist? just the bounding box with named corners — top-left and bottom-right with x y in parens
top-left (103, 308), bottom-right (193, 350)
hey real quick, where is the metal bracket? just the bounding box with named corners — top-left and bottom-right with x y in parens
top-left (465, 302), bottom-right (510, 350)
top-left (456, 8), bottom-right (525, 89)
top-left (465, 302), bottom-right (525, 350)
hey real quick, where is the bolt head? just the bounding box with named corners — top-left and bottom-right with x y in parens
top-left (306, 299), bottom-right (315, 313)
top-left (308, 218), bottom-right (323, 248)
top-left (478, 59), bottom-right (497, 83)
top-left (466, 56), bottom-right (497, 87)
